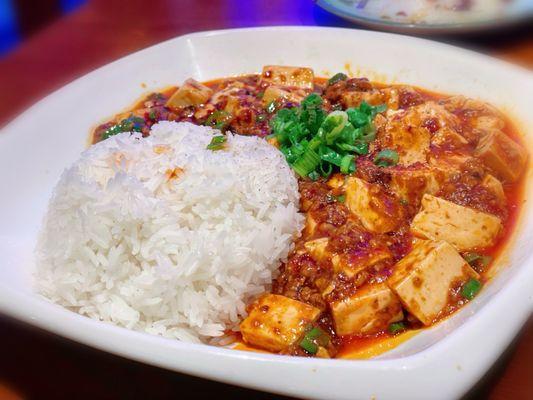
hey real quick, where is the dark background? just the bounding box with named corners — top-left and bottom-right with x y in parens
top-left (0, 1), bottom-right (532, 399)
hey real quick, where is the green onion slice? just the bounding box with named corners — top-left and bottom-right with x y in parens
top-left (299, 337), bottom-right (318, 354)
top-left (388, 322), bottom-right (406, 334)
top-left (328, 72), bottom-right (348, 85)
top-left (336, 194), bottom-right (346, 203)
top-left (340, 154), bottom-right (356, 174)
top-left (461, 278), bottom-right (482, 300)
top-left (374, 149), bottom-right (399, 167)
top-left (206, 135), bottom-right (227, 151)
top-left (321, 111), bottom-right (348, 145)
top-left (266, 100), bottom-right (277, 114)
top-left (292, 147), bottom-right (321, 178)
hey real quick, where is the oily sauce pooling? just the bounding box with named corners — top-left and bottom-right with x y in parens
top-left (93, 66), bottom-right (528, 358)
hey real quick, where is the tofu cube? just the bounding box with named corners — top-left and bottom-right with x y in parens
top-left (240, 294), bottom-right (321, 352)
top-left (430, 126), bottom-right (468, 148)
top-left (330, 283), bottom-right (403, 335)
top-left (345, 177), bottom-right (401, 233)
top-left (304, 238), bottom-right (330, 262)
top-left (387, 240), bottom-right (479, 325)
top-left (382, 110), bottom-right (430, 166)
top-left (474, 130), bottom-right (527, 182)
top-left (389, 167), bottom-right (441, 207)
top-left (165, 79), bottom-right (213, 109)
top-left (341, 90), bottom-right (387, 108)
top-left (332, 249), bottom-right (391, 278)
top-left (481, 174), bottom-right (506, 203)
top-left (260, 65), bottom-right (314, 89)
top-left (261, 86), bottom-right (305, 106)
top-left (411, 194), bottom-right (502, 251)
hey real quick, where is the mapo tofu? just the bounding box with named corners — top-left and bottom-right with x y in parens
top-left (93, 65), bottom-right (528, 358)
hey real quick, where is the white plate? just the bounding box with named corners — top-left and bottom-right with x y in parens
top-left (316, 0), bottom-right (533, 34)
top-left (0, 27), bottom-right (532, 400)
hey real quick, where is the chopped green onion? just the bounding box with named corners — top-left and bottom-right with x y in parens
top-left (308, 171), bottom-right (320, 181)
top-left (206, 135), bottom-right (227, 151)
top-left (266, 101), bottom-right (277, 113)
top-left (256, 114), bottom-right (267, 122)
top-left (270, 94), bottom-right (381, 179)
top-left (374, 149), bottom-right (399, 167)
top-left (299, 327), bottom-right (328, 354)
top-left (299, 336), bottom-right (318, 354)
top-left (256, 91), bottom-right (264, 99)
top-left (336, 194), bottom-right (346, 203)
top-left (461, 278), bottom-right (482, 300)
top-left (464, 253), bottom-right (492, 268)
top-left (292, 147), bottom-right (321, 177)
top-left (388, 322), bottom-right (406, 334)
top-left (353, 141), bottom-right (369, 155)
top-left (400, 198), bottom-right (409, 206)
top-left (205, 110), bottom-right (233, 130)
top-left (102, 116), bottom-right (145, 140)
top-left (340, 154), bottom-right (356, 174)
top-left (328, 72), bottom-right (348, 85)
top-left (306, 327), bottom-right (324, 339)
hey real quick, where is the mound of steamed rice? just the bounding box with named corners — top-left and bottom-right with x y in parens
top-left (36, 121), bottom-right (303, 343)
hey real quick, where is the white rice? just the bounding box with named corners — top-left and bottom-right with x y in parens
top-left (36, 121), bottom-right (303, 343)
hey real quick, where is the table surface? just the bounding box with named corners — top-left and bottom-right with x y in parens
top-left (0, 1), bottom-right (531, 399)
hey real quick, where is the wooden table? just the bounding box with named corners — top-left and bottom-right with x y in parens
top-left (0, 1), bottom-right (531, 398)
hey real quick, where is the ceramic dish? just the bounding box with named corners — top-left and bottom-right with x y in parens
top-left (316, 0), bottom-right (533, 34)
top-left (0, 27), bottom-right (532, 400)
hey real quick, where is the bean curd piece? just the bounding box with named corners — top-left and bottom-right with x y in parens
top-left (381, 109), bottom-right (430, 165)
top-left (165, 79), bottom-right (213, 109)
top-left (411, 194), bottom-right (502, 251)
top-left (261, 86), bottom-right (306, 106)
top-left (481, 174), bottom-right (506, 203)
top-left (260, 65), bottom-right (314, 89)
top-left (240, 294), bottom-right (321, 352)
top-left (388, 240), bottom-right (479, 325)
top-left (389, 168), bottom-right (441, 208)
top-left (431, 126), bottom-right (468, 148)
top-left (341, 90), bottom-right (387, 109)
top-left (304, 238), bottom-right (330, 262)
top-left (345, 177), bottom-right (402, 233)
top-left (329, 283), bottom-right (403, 335)
top-left (474, 130), bottom-right (527, 182)
top-left (326, 173), bottom-right (346, 189)
top-left (331, 249), bottom-right (391, 278)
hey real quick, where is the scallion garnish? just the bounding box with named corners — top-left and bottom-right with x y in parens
top-left (374, 149), bottom-right (399, 167)
top-left (299, 336), bottom-right (318, 354)
top-left (269, 94), bottom-right (385, 179)
top-left (102, 116), bottom-right (145, 140)
top-left (205, 110), bottom-right (233, 130)
top-left (328, 72), bottom-right (348, 85)
top-left (206, 135), bottom-right (227, 151)
top-left (340, 154), bottom-right (356, 174)
top-left (298, 326), bottom-right (328, 354)
top-left (266, 101), bottom-right (277, 114)
top-left (388, 322), bottom-right (406, 334)
top-left (461, 278), bottom-right (482, 300)
top-left (336, 194), bottom-right (346, 203)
